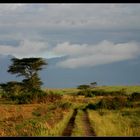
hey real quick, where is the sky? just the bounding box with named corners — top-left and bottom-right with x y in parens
top-left (0, 4), bottom-right (140, 87)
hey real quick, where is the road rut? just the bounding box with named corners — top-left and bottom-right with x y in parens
top-left (82, 109), bottom-right (96, 136)
top-left (62, 108), bottom-right (96, 136)
top-left (62, 109), bottom-right (77, 136)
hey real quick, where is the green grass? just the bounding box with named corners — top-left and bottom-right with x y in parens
top-left (93, 85), bottom-right (140, 95)
top-left (1, 85), bottom-right (140, 136)
top-left (44, 85), bottom-right (140, 96)
top-left (87, 108), bottom-right (140, 136)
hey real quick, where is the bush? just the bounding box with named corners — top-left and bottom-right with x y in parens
top-left (85, 103), bottom-right (97, 110)
top-left (15, 92), bottom-right (36, 104)
top-left (45, 91), bottom-right (62, 102)
top-left (77, 84), bottom-right (90, 90)
top-left (91, 89), bottom-right (126, 96)
top-left (125, 101), bottom-right (134, 108)
top-left (77, 88), bottom-right (94, 97)
top-left (86, 96), bottom-right (128, 110)
top-left (77, 88), bottom-right (126, 97)
top-left (98, 96), bottom-right (127, 109)
top-left (0, 81), bottom-right (23, 98)
top-left (6, 88), bottom-right (63, 104)
top-left (128, 92), bottom-right (140, 101)
top-left (58, 101), bottom-right (72, 110)
top-left (97, 96), bottom-right (127, 110)
top-left (11, 89), bottom-right (48, 104)
top-left (97, 98), bottom-right (113, 109)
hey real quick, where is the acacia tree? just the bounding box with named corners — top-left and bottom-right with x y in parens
top-left (7, 57), bottom-right (47, 91)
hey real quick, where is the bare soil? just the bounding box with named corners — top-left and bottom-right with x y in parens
top-left (62, 109), bottom-right (77, 136)
top-left (62, 108), bottom-right (96, 136)
top-left (82, 109), bottom-right (96, 136)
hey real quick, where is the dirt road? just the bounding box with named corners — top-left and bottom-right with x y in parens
top-left (62, 108), bottom-right (96, 136)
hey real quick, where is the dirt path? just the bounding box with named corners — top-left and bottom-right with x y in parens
top-left (82, 109), bottom-right (96, 136)
top-left (62, 108), bottom-right (96, 136)
top-left (62, 109), bottom-right (78, 136)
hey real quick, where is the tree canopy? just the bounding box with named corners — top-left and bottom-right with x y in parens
top-left (7, 57), bottom-right (47, 90)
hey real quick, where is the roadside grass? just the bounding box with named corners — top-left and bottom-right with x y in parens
top-left (15, 108), bottom-right (74, 136)
top-left (46, 109), bottom-right (74, 136)
top-left (87, 108), bottom-right (140, 136)
top-left (0, 102), bottom-right (73, 136)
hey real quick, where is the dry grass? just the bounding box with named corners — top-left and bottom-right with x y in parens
top-left (0, 102), bottom-right (72, 136)
top-left (88, 108), bottom-right (140, 136)
top-left (0, 85), bottom-right (140, 136)
top-left (44, 88), bottom-right (80, 95)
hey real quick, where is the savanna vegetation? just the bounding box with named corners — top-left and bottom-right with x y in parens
top-left (0, 57), bottom-right (140, 136)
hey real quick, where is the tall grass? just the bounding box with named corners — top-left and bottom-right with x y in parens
top-left (14, 109), bottom-right (74, 136)
top-left (37, 109), bottom-right (74, 136)
top-left (87, 108), bottom-right (140, 136)
top-left (45, 88), bottom-right (80, 95)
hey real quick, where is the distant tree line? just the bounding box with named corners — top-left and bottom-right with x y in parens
top-left (77, 82), bottom-right (97, 90)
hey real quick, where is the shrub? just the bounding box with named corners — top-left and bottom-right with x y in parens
top-left (0, 81), bottom-right (23, 98)
top-left (45, 91), bottom-right (62, 102)
top-left (77, 88), bottom-right (94, 97)
top-left (86, 96), bottom-right (128, 110)
top-left (12, 89), bottom-right (48, 104)
top-left (49, 101), bottom-right (72, 110)
top-left (58, 101), bottom-right (72, 110)
top-left (8, 89), bottom-right (62, 104)
top-left (97, 96), bottom-right (127, 110)
top-left (91, 89), bottom-right (106, 96)
top-left (77, 84), bottom-right (90, 90)
top-left (97, 98), bottom-right (112, 109)
top-left (85, 103), bottom-right (97, 110)
top-left (91, 89), bottom-right (126, 96)
top-left (128, 92), bottom-right (140, 101)
top-left (77, 90), bottom-right (85, 96)
top-left (15, 92), bottom-right (34, 104)
top-left (125, 101), bottom-right (134, 108)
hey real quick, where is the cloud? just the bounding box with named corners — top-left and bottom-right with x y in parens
top-left (0, 4), bottom-right (26, 14)
top-left (0, 4), bottom-right (140, 64)
top-left (53, 40), bottom-right (140, 68)
top-left (0, 39), bottom-right (49, 58)
top-left (0, 4), bottom-right (140, 30)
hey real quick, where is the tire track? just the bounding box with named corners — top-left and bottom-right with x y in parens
top-left (62, 108), bottom-right (96, 136)
top-left (62, 109), bottom-right (77, 136)
top-left (82, 109), bottom-right (96, 136)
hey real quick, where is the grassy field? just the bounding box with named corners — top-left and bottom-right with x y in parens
top-left (91, 85), bottom-right (140, 95)
top-left (45, 85), bottom-right (140, 95)
top-left (88, 108), bottom-right (140, 136)
top-left (0, 101), bottom-right (73, 136)
top-left (0, 85), bottom-right (140, 136)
